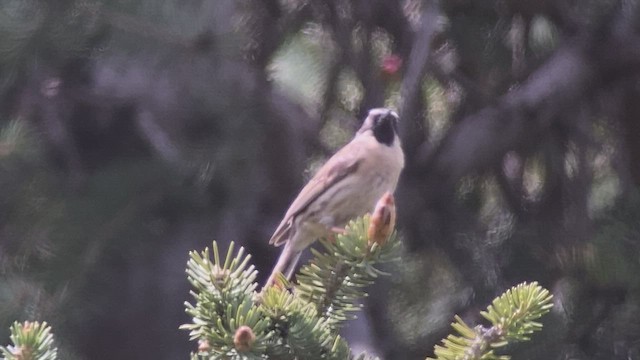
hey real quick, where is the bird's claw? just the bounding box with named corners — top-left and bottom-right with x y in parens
top-left (330, 226), bottom-right (347, 234)
top-left (326, 227), bottom-right (346, 243)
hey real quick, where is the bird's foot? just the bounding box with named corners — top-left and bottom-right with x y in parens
top-left (327, 227), bottom-right (346, 243)
top-left (330, 226), bottom-right (347, 234)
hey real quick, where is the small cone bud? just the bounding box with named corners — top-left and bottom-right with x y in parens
top-left (22, 322), bottom-right (32, 331)
top-left (234, 325), bottom-right (256, 352)
top-left (368, 192), bottom-right (396, 246)
top-left (197, 340), bottom-right (210, 352)
top-left (12, 346), bottom-right (23, 358)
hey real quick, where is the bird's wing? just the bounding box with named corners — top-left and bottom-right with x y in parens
top-left (269, 150), bottom-right (362, 246)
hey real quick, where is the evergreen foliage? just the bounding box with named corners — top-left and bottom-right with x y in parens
top-left (180, 214), bottom-right (397, 359)
top-left (0, 210), bottom-right (554, 360)
top-left (0, 321), bottom-right (57, 360)
top-left (295, 216), bottom-right (401, 331)
top-left (1, 0), bottom-right (639, 357)
top-left (180, 213), bottom-right (553, 359)
top-left (429, 282), bottom-right (553, 360)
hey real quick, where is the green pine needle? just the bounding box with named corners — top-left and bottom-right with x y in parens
top-left (0, 321), bottom-right (58, 360)
top-left (180, 218), bottom-right (397, 359)
top-left (295, 215), bottom-right (401, 331)
top-left (180, 229), bottom-right (551, 359)
top-left (182, 242), bottom-right (269, 358)
top-left (428, 282), bottom-right (554, 360)
top-left (260, 285), bottom-right (348, 359)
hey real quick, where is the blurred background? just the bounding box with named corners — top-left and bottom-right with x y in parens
top-left (1, 0), bottom-right (640, 359)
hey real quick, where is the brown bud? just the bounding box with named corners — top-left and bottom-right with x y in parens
top-left (12, 345), bottom-right (32, 360)
top-left (12, 346), bottom-right (22, 357)
top-left (22, 322), bottom-right (34, 333)
top-left (233, 325), bottom-right (256, 352)
top-left (368, 192), bottom-right (396, 246)
top-left (197, 339), bottom-right (211, 352)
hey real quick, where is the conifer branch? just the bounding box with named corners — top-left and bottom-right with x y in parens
top-left (294, 192), bottom-right (401, 331)
top-left (0, 321), bottom-right (58, 360)
top-left (260, 286), bottom-right (349, 359)
top-left (428, 282), bottom-right (554, 360)
top-left (181, 194), bottom-right (401, 358)
top-left (179, 195), bottom-right (552, 359)
top-left (180, 242), bottom-right (271, 359)
top-left (294, 216), bottom-right (401, 331)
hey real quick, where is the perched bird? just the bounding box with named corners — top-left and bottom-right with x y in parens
top-left (265, 108), bottom-right (405, 286)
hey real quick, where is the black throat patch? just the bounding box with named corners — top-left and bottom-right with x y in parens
top-left (373, 119), bottom-right (395, 146)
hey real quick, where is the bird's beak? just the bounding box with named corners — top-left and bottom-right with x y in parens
top-left (357, 115), bottom-right (374, 134)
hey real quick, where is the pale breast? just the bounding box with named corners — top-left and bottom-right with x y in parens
top-left (307, 135), bottom-right (403, 228)
top-left (289, 132), bottom-right (404, 250)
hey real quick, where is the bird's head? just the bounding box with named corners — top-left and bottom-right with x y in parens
top-left (357, 108), bottom-right (400, 146)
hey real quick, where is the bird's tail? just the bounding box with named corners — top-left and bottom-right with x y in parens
top-left (264, 242), bottom-right (302, 288)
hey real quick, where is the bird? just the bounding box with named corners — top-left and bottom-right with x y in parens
top-left (265, 108), bottom-right (404, 286)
